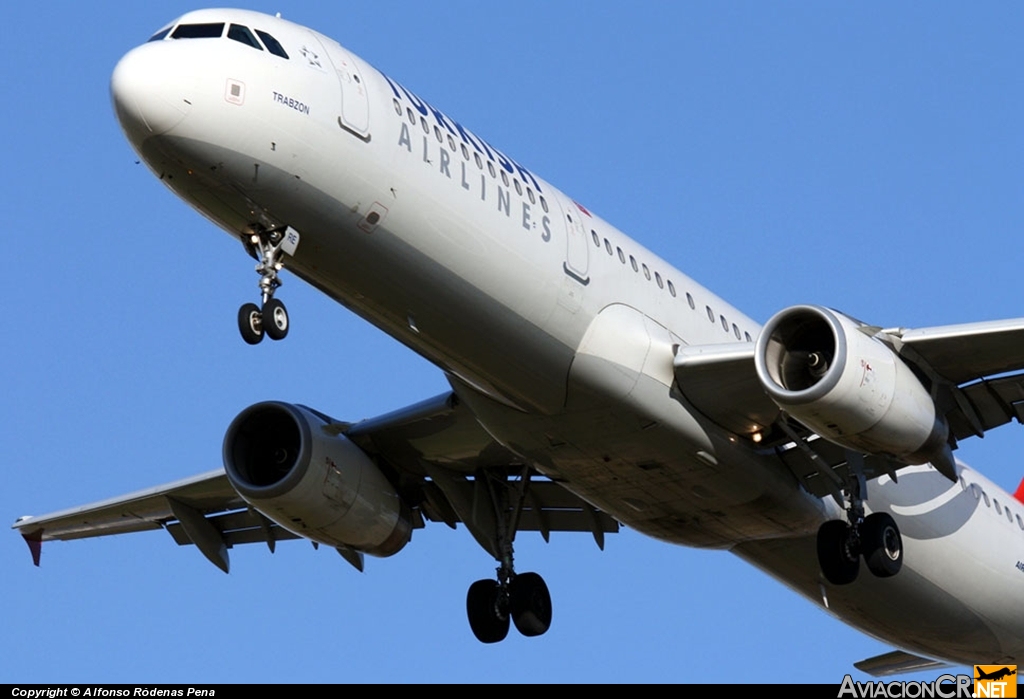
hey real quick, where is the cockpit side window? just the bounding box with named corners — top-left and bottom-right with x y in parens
top-left (148, 27), bottom-right (172, 42)
top-left (172, 23), bottom-right (225, 39)
top-left (228, 24), bottom-right (264, 50)
top-left (254, 29), bottom-right (289, 59)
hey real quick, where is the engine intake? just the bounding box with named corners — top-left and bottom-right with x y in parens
top-left (755, 305), bottom-right (955, 476)
top-left (223, 401), bottom-right (412, 556)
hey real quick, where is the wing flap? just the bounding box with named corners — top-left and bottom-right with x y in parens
top-left (950, 373), bottom-right (1024, 439)
top-left (164, 509), bottom-right (300, 547)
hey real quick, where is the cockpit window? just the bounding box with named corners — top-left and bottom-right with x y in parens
top-left (172, 23), bottom-right (225, 39)
top-left (148, 27), bottom-right (172, 42)
top-left (254, 29), bottom-right (289, 59)
top-left (228, 24), bottom-right (263, 50)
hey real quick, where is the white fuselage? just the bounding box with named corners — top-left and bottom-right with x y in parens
top-left (112, 9), bottom-right (1024, 666)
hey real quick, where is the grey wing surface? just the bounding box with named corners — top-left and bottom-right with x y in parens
top-left (673, 316), bottom-right (1024, 497)
top-left (14, 392), bottom-right (618, 571)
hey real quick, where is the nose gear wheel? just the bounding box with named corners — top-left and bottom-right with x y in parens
top-left (237, 225), bottom-right (292, 344)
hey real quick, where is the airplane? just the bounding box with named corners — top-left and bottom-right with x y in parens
top-left (975, 667), bottom-right (1017, 682)
top-left (12, 7), bottom-right (1024, 675)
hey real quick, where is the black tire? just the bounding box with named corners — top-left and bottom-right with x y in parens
top-left (238, 303), bottom-right (263, 345)
top-left (466, 579), bottom-right (509, 644)
top-left (263, 298), bottom-right (289, 341)
top-left (509, 572), bottom-right (552, 637)
top-left (861, 512), bottom-right (903, 578)
top-left (817, 520), bottom-right (860, 585)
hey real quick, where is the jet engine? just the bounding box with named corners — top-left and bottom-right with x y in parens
top-left (223, 401), bottom-right (412, 556)
top-left (754, 305), bottom-right (955, 475)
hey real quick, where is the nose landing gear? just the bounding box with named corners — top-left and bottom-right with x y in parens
top-left (237, 225), bottom-right (298, 345)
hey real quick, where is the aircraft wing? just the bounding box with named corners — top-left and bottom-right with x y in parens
top-left (14, 392), bottom-right (618, 572)
top-left (674, 317), bottom-right (1024, 498)
top-left (853, 650), bottom-right (949, 677)
top-left (885, 317), bottom-right (1024, 384)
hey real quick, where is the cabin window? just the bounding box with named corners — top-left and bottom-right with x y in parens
top-left (642, 264), bottom-right (651, 280)
top-left (420, 117), bottom-right (429, 134)
top-left (527, 188), bottom-right (536, 205)
top-left (1007, 508), bottom-right (1014, 523)
top-left (630, 255), bottom-right (638, 272)
top-left (407, 108), bottom-right (416, 125)
top-left (995, 499), bottom-right (1002, 515)
top-left (514, 179), bottom-right (523, 196)
top-left (474, 153), bottom-right (483, 169)
top-left (434, 125), bottom-right (443, 143)
top-left (540, 196), bottom-right (549, 213)
top-left (255, 30), bottom-right (289, 58)
top-left (706, 306), bottom-right (715, 323)
top-left (667, 280), bottom-right (676, 297)
top-left (720, 315), bottom-right (729, 332)
top-left (500, 170), bottom-right (510, 187)
top-left (448, 134), bottom-right (457, 151)
top-left (617, 247), bottom-right (626, 264)
top-left (591, 231), bottom-right (600, 247)
top-left (461, 144), bottom-right (470, 160)
top-left (744, 331), bottom-right (752, 342)
top-left (228, 24), bottom-right (263, 50)
top-left (487, 161), bottom-right (496, 178)
top-left (655, 271), bottom-right (664, 289)
top-left (733, 323), bottom-right (741, 340)
top-left (148, 27), bottom-right (172, 42)
top-left (393, 99), bottom-right (403, 116)
top-left (686, 293), bottom-right (695, 310)
top-left (604, 239), bottom-right (613, 256)
top-left (1017, 514), bottom-right (1024, 530)
top-left (172, 23), bottom-right (225, 39)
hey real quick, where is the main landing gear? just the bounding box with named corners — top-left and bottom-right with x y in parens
top-left (466, 554), bottom-right (552, 643)
top-left (237, 225), bottom-right (292, 345)
top-left (464, 469), bottom-right (552, 643)
top-left (816, 471), bottom-right (903, 586)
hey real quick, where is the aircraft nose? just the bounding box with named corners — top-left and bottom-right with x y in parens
top-left (110, 44), bottom-right (193, 143)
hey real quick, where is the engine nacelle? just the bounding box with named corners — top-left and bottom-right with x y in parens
top-left (223, 402), bottom-right (412, 556)
top-left (754, 305), bottom-right (953, 470)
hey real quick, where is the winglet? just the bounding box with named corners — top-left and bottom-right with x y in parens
top-left (1014, 476), bottom-right (1024, 505)
top-left (21, 530), bottom-right (43, 567)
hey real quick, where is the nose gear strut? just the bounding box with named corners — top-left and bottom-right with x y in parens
top-left (237, 224), bottom-right (298, 345)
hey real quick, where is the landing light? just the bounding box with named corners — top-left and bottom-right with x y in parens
top-left (751, 431), bottom-right (763, 444)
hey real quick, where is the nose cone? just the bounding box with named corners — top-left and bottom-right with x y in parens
top-left (111, 44), bottom-right (193, 146)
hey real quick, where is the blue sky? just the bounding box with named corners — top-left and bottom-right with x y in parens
top-left (5, 1), bottom-right (1024, 684)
